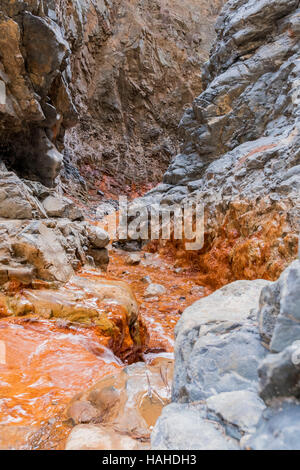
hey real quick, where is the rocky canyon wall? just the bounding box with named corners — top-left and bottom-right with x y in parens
top-left (141, 0), bottom-right (300, 285)
top-left (63, 0), bottom-right (225, 195)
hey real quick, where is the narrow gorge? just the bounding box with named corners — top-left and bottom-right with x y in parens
top-left (0, 0), bottom-right (299, 452)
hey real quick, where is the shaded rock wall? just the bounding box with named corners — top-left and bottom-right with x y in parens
top-left (0, 0), bottom-right (78, 186)
top-left (63, 0), bottom-right (225, 194)
top-left (0, 0), bottom-right (223, 192)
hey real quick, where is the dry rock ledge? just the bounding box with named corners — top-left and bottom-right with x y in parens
top-left (0, 163), bottom-right (111, 286)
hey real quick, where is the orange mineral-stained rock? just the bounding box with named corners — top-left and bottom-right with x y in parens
top-left (148, 198), bottom-right (299, 290)
top-left (0, 272), bottom-right (147, 362)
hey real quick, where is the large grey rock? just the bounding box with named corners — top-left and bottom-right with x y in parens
top-left (259, 341), bottom-right (300, 403)
top-left (207, 390), bottom-right (266, 439)
top-left (258, 260), bottom-right (300, 352)
top-left (270, 260), bottom-right (300, 352)
top-left (23, 11), bottom-right (69, 96)
top-left (257, 280), bottom-right (281, 345)
top-left (151, 403), bottom-right (238, 450)
top-left (0, 170), bottom-right (46, 219)
top-left (86, 225), bottom-right (110, 249)
top-left (42, 195), bottom-right (83, 221)
top-left (172, 280), bottom-right (269, 402)
top-left (248, 401), bottom-right (300, 450)
top-left (144, 283), bottom-right (166, 298)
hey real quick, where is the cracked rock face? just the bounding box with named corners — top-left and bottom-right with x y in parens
top-left (0, 163), bottom-right (110, 287)
top-left (151, 0), bottom-right (300, 450)
top-left (151, 279), bottom-right (270, 449)
top-left (62, 0), bottom-right (225, 192)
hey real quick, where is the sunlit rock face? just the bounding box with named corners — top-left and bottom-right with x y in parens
top-left (141, 0), bottom-right (300, 284)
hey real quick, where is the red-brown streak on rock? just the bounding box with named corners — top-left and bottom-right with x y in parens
top-left (235, 143), bottom-right (278, 169)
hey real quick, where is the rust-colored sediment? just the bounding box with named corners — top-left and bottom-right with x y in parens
top-left (147, 199), bottom-right (298, 289)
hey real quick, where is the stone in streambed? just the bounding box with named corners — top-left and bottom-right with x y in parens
top-left (144, 283), bottom-right (166, 298)
top-left (65, 359), bottom-right (173, 450)
top-left (125, 253), bottom-right (141, 266)
top-left (65, 424), bottom-right (148, 450)
top-left (66, 401), bottom-right (99, 425)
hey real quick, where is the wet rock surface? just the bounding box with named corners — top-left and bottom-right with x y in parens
top-left (0, 271), bottom-right (145, 362)
top-left (0, 0), bottom-right (299, 452)
top-left (65, 358), bottom-right (173, 450)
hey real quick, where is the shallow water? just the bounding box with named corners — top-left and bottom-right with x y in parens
top-left (0, 249), bottom-right (210, 449)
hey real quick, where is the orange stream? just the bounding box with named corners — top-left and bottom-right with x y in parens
top-left (0, 250), bottom-right (210, 449)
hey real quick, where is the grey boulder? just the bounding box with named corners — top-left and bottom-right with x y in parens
top-left (248, 401), bottom-right (300, 450)
top-left (172, 280), bottom-right (270, 402)
top-left (151, 403), bottom-right (238, 450)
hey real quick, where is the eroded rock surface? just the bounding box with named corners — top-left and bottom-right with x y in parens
top-left (63, 0), bottom-right (225, 192)
top-left (0, 0), bottom-right (224, 195)
top-left (0, 272), bottom-right (146, 361)
top-left (0, 160), bottom-right (111, 287)
top-left (172, 280), bottom-right (269, 403)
